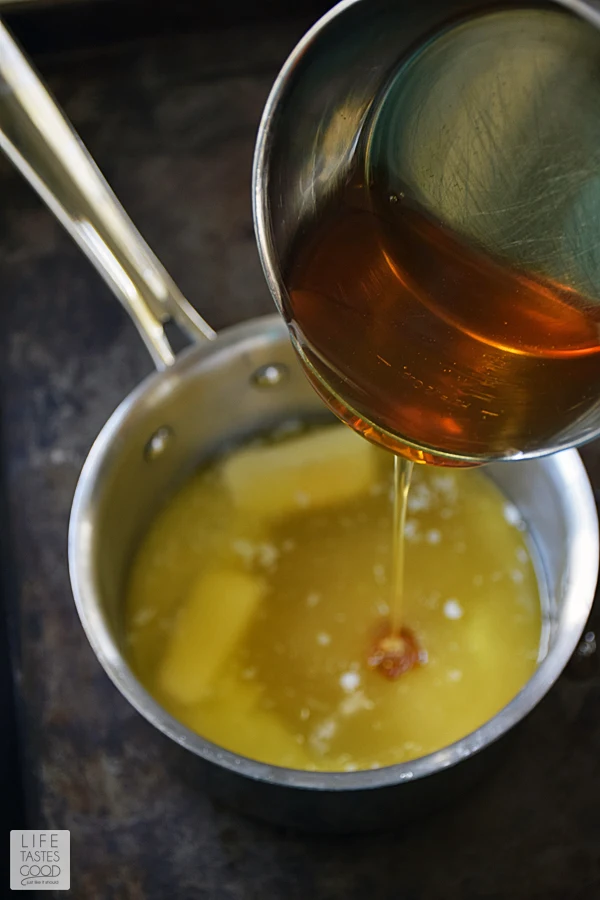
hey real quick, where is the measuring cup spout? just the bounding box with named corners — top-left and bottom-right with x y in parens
top-left (0, 19), bottom-right (216, 369)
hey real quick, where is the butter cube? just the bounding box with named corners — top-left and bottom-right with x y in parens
top-left (222, 424), bottom-right (376, 520)
top-left (157, 568), bottom-right (264, 705)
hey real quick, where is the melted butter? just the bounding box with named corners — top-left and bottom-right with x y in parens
top-left (125, 422), bottom-right (543, 771)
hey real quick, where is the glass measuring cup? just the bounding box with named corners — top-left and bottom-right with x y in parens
top-left (254, 0), bottom-right (600, 465)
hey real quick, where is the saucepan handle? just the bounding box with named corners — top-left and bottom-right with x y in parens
top-left (0, 19), bottom-right (216, 369)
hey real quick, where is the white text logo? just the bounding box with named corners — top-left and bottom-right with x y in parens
top-left (10, 831), bottom-right (70, 891)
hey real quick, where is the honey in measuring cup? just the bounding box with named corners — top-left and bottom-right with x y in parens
top-left (283, 8), bottom-right (600, 466)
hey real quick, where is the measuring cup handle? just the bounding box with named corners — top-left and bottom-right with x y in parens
top-left (0, 19), bottom-right (216, 369)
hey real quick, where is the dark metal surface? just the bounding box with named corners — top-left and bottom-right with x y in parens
top-left (1, 11), bottom-right (600, 898)
top-left (0, 427), bottom-right (27, 835)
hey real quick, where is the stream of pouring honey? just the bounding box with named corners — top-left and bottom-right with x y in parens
top-left (391, 456), bottom-right (413, 633)
top-left (366, 455), bottom-right (419, 678)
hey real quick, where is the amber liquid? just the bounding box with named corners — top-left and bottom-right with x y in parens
top-left (391, 455), bottom-right (413, 631)
top-left (284, 178), bottom-right (600, 464)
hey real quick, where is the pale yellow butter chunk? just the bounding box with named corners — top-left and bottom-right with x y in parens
top-left (222, 424), bottom-right (376, 519)
top-left (157, 569), bottom-right (264, 705)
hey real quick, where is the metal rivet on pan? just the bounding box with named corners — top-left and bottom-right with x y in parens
top-left (251, 363), bottom-right (289, 388)
top-left (145, 426), bottom-right (173, 461)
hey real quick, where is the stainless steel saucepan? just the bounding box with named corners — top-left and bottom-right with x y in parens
top-left (0, 11), bottom-right (597, 832)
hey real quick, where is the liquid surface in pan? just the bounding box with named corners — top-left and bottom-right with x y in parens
top-left (125, 422), bottom-right (543, 771)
